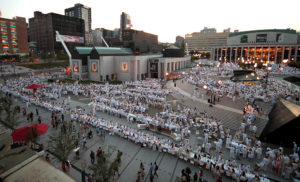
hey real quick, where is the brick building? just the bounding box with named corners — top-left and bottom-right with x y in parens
top-left (0, 16), bottom-right (28, 60)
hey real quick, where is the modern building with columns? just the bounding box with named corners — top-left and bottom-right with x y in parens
top-left (211, 29), bottom-right (300, 63)
top-left (70, 46), bottom-right (190, 81)
top-left (148, 57), bottom-right (191, 80)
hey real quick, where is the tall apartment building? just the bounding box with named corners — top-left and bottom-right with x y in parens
top-left (29, 11), bottom-right (84, 54)
top-left (65, 3), bottom-right (92, 44)
top-left (185, 27), bottom-right (230, 52)
top-left (120, 12), bottom-right (132, 39)
top-left (0, 16), bottom-right (28, 58)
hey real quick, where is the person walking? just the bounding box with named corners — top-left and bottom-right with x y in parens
top-left (30, 111), bottom-right (33, 122)
top-left (36, 108), bottom-right (39, 115)
top-left (90, 151), bottom-right (95, 164)
top-left (149, 162), bottom-right (154, 175)
top-left (38, 116), bottom-right (42, 124)
top-left (154, 161), bottom-right (158, 177)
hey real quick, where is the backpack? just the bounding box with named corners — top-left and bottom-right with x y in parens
top-left (155, 165), bottom-right (158, 170)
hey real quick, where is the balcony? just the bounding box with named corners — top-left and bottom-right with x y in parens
top-left (12, 47), bottom-right (18, 49)
top-left (2, 41), bottom-right (8, 44)
top-left (2, 35), bottom-right (7, 38)
top-left (11, 31), bottom-right (16, 33)
top-left (1, 30), bottom-right (7, 32)
top-left (12, 42), bottom-right (18, 44)
top-left (11, 25), bottom-right (16, 28)
top-left (1, 24), bottom-right (7, 27)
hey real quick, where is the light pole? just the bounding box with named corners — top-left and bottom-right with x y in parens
top-left (265, 66), bottom-right (272, 96)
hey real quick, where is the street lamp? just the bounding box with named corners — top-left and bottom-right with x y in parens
top-left (203, 85), bottom-right (208, 90)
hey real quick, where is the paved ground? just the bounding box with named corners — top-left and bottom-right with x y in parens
top-left (0, 78), bottom-right (290, 182)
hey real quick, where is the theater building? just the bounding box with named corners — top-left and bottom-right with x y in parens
top-left (70, 46), bottom-right (190, 81)
top-left (211, 29), bottom-right (300, 63)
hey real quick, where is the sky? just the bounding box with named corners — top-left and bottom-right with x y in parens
top-left (1, 0), bottom-right (300, 42)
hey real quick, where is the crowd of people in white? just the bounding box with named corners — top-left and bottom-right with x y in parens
top-left (188, 62), bottom-right (299, 104)
top-left (0, 61), bottom-right (299, 182)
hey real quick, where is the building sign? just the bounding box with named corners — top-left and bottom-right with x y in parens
top-left (73, 61), bottom-right (79, 73)
top-left (91, 61), bottom-right (98, 72)
top-left (56, 35), bottom-right (84, 43)
top-left (256, 34), bottom-right (267, 43)
top-left (240, 35), bottom-right (248, 43)
top-left (276, 33), bottom-right (283, 43)
top-left (150, 62), bottom-right (158, 72)
top-left (121, 62), bottom-right (128, 72)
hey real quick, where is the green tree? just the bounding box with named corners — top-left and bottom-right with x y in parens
top-left (88, 147), bottom-right (123, 182)
top-left (0, 93), bottom-right (21, 130)
top-left (48, 121), bottom-right (75, 163)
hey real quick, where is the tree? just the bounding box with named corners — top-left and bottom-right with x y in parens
top-left (88, 146), bottom-right (123, 182)
top-left (48, 121), bottom-right (76, 163)
top-left (0, 92), bottom-right (21, 130)
top-left (25, 126), bottom-right (40, 144)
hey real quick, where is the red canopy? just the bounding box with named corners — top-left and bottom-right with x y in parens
top-left (25, 84), bottom-right (43, 90)
top-left (11, 123), bottom-right (49, 142)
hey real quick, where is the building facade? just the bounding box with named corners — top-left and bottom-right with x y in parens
top-left (70, 46), bottom-right (190, 81)
top-left (175, 36), bottom-right (184, 48)
top-left (185, 27), bottom-right (229, 52)
top-left (29, 11), bottom-right (85, 54)
top-left (122, 29), bottom-right (159, 53)
top-left (148, 56), bottom-right (191, 79)
top-left (0, 16), bottom-right (28, 58)
top-left (211, 29), bottom-right (300, 63)
top-left (65, 3), bottom-right (92, 44)
top-left (92, 29), bottom-right (102, 46)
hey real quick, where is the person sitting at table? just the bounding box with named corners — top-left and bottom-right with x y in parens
top-left (239, 171), bottom-right (248, 182)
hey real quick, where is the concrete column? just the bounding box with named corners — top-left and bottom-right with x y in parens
top-left (225, 47), bottom-right (227, 61)
top-left (282, 46), bottom-right (285, 61)
top-left (260, 47), bottom-right (263, 61)
top-left (274, 46), bottom-right (278, 63)
top-left (253, 47), bottom-right (256, 61)
top-left (216, 48), bottom-right (219, 61)
top-left (241, 47), bottom-right (243, 60)
top-left (288, 46), bottom-right (292, 61)
top-left (134, 60), bottom-right (137, 81)
top-left (295, 46), bottom-right (298, 62)
top-left (235, 47), bottom-right (238, 63)
top-left (229, 47), bottom-right (232, 62)
top-left (220, 48), bottom-right (223, 61)
top-left (267, 46), bottom-right (270, 62)
top-left (246, 47), bottom-right (250, 61)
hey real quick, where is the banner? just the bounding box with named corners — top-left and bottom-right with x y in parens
top-left (56, 35), bottom-right (84, 43)
top-left (73, 61), bottom-right (79, 73)
top-left (256, 34), bottom-right (267, 43)
top-left (121, 62), bottom-right (128, 72)
top-left (91, 61), bottom-right (98, 72)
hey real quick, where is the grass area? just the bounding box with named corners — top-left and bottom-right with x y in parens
top-left (53, 78), bottom-right (122, 85)
top-left (20, 61), bottom-right (69, 70)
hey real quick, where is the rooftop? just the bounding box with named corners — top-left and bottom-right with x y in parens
top-left (229, 29), bottom-right (297, 37)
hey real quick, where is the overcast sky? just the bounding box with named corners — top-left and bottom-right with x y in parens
top-left (1, 0), bottom-right (300, 42)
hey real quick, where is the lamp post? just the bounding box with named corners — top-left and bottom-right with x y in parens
top-left (265, 66), bottom-right (272, 96)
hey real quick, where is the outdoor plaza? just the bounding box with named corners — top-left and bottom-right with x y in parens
top-left (0, 60), bottom-right (299, 182)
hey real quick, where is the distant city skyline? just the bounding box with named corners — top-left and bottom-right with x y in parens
top-left (1, 0), bottom-right (300, 42)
